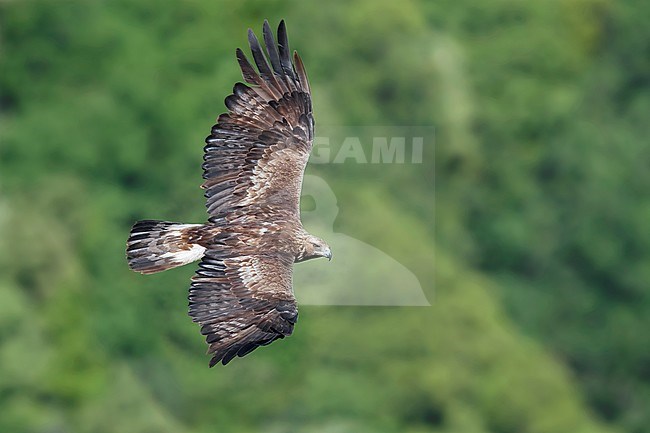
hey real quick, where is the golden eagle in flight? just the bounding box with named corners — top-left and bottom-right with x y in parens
top-left (126, 20), bottom-right (331, 367)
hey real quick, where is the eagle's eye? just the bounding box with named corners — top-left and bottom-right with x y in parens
top-left (311, 241), bottom-right (320, 248)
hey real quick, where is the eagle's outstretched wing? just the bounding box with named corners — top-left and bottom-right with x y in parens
top-left (189, 252), bottom-right (297, 366)
top-left (189, 20), bottom-right (311, 366)
top-left (202, 19), bottom-right (313, 221)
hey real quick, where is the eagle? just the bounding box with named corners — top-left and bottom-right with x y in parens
top-left (126, 20), bottom-right (331, 367)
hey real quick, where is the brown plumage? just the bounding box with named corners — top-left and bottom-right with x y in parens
top-left (126, 20), bottom-right (331, 367)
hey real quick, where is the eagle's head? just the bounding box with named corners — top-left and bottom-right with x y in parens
top-left (297, 234), bottom-right (332, 263)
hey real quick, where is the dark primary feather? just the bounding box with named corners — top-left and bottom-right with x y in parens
top-left (262, 20), bottom-right (282, 76)
top-left (277, 20), bottom-right (296, 81)
top-left (247, 28), bottom-right (281, 95)
top-left (293, 51), bottom-right (311, 94)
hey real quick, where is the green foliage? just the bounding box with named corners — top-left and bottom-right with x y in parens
top-left (0, 0), bottom-right (647, 432)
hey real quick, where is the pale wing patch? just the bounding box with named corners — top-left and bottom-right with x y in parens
top-left (242, 147), bottom-right (307, 208)
top-left (230, 255), bottom-right (294, 297)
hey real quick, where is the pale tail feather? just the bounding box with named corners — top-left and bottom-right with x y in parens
top-left (126, 220), bottom-right (207, 274)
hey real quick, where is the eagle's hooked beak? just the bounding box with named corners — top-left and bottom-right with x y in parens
top-left (325, 247), bottom-right (332, 261)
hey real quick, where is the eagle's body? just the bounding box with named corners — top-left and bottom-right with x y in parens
top-left (126, 20), bottom-right (331, 367)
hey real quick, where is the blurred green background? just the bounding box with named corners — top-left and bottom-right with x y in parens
top-left (1, 0), bottom-right (649, 432)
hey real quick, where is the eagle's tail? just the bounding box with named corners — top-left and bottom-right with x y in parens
top-left (126, 220), bottom-right (208, 274)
